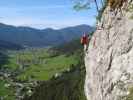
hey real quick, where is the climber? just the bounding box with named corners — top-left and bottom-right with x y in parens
top-left (80, 33), bottom-right (89, 51)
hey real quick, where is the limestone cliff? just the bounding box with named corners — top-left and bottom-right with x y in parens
top-left (85, 0), bottom-right (133, 100)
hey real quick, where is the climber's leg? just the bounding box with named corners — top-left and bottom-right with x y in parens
top-left (84, 44), bottom-right (87, 51)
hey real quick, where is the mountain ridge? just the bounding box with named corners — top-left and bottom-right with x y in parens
top-left (0, 23), bottom-right (94, 47)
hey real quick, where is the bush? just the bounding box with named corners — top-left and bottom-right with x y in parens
top-left (126, 87), bottom-right (133, 100)
top-left (24, 64), bottom-right (87, 100)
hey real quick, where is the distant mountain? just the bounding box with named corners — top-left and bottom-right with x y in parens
top-left (0, 23), bottom-right (94, 47)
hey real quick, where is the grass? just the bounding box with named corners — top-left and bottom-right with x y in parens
top-left (17, 54), bottom-right (78, 81)
top-left (24, 64), bottom-right (87, 100)
top-left (0, 79), bottom-right (15, 100)
top-left (3, 48), bottom-right (79, 81)
top-left (3, 57), bottom-right (19, 70)
top-left (1, 38), bottom-right (85, 99)
top-left (0, 47), bottom-right (80, 100)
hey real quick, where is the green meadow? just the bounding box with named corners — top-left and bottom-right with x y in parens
top-left (0, 79), bottom-right (15, 100)
top-left (0, 39), bottom-right (85, 100)
top-left (3, 48), bottom-right (79, 81)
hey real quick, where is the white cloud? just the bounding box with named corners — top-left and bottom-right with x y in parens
top-left (0, 16), bottom-right (95, 29)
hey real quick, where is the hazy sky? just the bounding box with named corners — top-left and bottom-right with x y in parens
top-left (0, 0), bottom-right (100, 29)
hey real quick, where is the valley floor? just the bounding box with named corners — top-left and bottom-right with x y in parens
top-left (0, 47), bottom-right (83, 100)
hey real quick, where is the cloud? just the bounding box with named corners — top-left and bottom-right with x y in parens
top-left (0, 16), bottom-right (95, 29)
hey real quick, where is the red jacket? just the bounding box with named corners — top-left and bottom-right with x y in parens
top-left (81, 35), bottom-right (88, 45)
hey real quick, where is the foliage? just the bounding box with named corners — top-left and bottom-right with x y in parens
top-left (73, 0), bottom-right (90, 11)
top-left (24, 63), bottom-right (86, 100)
top-left (0, 79), bottom-right (15, 100)
top-left (17, 54), bottom-right (79, 81)
top-left (127, 3), bottom-right (133, 19)
top-left (89, 31), bottom-right (95, 36)
top-left (126, 87), bottom-right (133, 100)
top-left (130, 14), bottom-right (133, 19)
top-left (2, 47), bottom-right (79, 81)
top-left (2, 37), bottom-right (85, 81)
top-left (51, 38), bottom-right (83, 55)
top-left (1, 38), bottom-right (86, 100)
top-left (23, 38), bottom-right (86, 100)
top-left (73, 0), bottom-right (108, 22)
top-left (127, 3), bottom-right (133, 12)
top-left (0, 52), bottom-right (9, 68)
top-left (73, 0), bottom-right (106, 12)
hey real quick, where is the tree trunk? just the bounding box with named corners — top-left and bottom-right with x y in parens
top-left (94, 0), bottom-right (99, 12)
top-left (101, 0), bottom-right (104, 7)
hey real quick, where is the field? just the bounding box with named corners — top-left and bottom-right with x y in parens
top-left (3, 48), bottom-right (79, 81)
top-left (0, 38), bottom-right (85, 100)
top-left (0, 79), bottom-right (15, 100)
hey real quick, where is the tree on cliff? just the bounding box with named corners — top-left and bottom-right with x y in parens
top-left (73, 0), bottom-right (105, 12)
top-left (73, 0), bottom-right (108, 21)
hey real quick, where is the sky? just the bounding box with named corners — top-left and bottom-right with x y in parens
top-left (0, 0), bottom-right (100, 29)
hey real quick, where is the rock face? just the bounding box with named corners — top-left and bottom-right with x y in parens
top-left (84, 1), bottom-right (133, 100)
